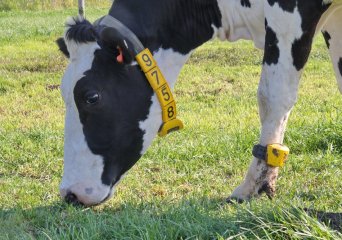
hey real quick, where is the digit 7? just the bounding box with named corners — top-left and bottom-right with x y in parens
top-left (151, 70), bottom-right (159, 85)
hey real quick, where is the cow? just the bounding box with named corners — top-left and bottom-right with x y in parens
top-left (56, 0), bottom-right (342, 206)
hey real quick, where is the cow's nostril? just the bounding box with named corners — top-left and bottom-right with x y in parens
top-left (65, 192), bottom-right (83, 206)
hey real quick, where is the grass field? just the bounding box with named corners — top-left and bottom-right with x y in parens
top-left (0, 0), bottom-right (111, 11)
top-left (0, 8), bottom-right (341, 240)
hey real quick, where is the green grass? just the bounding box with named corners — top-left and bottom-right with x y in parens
top-left (0, 9), bottom-right (341, 240)
top-left (0, 0), bottom-right (111, 11)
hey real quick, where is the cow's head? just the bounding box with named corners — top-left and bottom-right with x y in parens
top-left (57, 17), bottom-right (159, 206)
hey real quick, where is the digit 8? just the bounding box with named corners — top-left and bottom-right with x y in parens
top-left (167, 106), bottom-right (175, 119)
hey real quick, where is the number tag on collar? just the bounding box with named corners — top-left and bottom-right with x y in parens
top-left (162, 101), bottom-right (176, 122)
top-left (136, 50), bottom-right (157, 73)
top-left (156, 84), bottom-right (173, 107)
top-left (136, 48), bottom-right (184, 137)
top-left (145, 67), bottom-right (166, 90)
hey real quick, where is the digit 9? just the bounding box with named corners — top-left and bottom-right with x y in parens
top-left (142, 54), bottom-right (152, 67)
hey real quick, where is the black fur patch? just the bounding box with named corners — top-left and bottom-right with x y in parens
top-left (263, 23), bottom-right (280, 65)
top-left (240, 0), bottom-right (251, 8)
top-left (56, 37), bottom-right (70, 58)
top-left (109, 0), bottom-right (222, 55)
top-left (267, 0), bottom-right (297, 13)
top-left (291, 39), bottom-right (311, 71)
top-left (322, 31), bottom-right (331, 49)
top-left (291, 0), bottom-right (331, 71)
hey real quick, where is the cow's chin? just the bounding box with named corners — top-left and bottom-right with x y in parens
top-left (77, 186), bottom-right (115, 207)
top-left (94, 187), bottom-right (116, 206)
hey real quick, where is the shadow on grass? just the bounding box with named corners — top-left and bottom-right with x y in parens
top-left (0, 198), bottom-right (342, 239)
top-left (0, 197), bottom-right (341, 239)
top-left (304, 208), bottom-right (342, 232)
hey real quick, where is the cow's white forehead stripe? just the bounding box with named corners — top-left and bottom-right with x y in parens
top-left (60, 39), bottom-right (111, 205)
top-left (60, 42), bottom-right (99, 103)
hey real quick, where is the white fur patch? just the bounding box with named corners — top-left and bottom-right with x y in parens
top-left (215, 0), bottom-right (265, 49)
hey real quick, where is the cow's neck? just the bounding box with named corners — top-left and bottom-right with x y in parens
top-left (108, 0), bottom-right (266, 82)
top-left (109, 0), bottom-right (223, 87)
top-left (108, 0), bottom-right (266, 153)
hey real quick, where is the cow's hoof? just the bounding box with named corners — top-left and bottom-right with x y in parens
top-left (229, 181), bottom-right (276, 202)
top-left (229, 183), bottom-right (254, 201)
top-left (257, 182), bottom-right (275, 200)
top-left (226, 197), bottom-right (245, 204)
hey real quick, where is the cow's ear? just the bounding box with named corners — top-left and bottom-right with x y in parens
top-left (100, 27), bottom-right (135, 64)
top-left (56, 37), bottom-right (70, 58)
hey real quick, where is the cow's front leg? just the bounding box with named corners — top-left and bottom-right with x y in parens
top-left (229, 0), bottom-right (330, 202)
top-left (229, 64), bottom-right (297, 201)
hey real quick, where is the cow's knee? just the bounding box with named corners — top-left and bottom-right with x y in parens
top-left (257, 82), bottom-right (297, 120)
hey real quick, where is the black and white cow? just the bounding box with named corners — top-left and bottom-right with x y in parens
top-left (56, 0), bottom-right (342, 206)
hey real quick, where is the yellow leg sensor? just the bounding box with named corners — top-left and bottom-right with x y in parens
top-left (253, 144), bottom-right (290, 167)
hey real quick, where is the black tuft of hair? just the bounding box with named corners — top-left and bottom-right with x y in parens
top-left (65, 18), bottom-right (98, 43)
top-left (56, 37), bottom-right (70, 58)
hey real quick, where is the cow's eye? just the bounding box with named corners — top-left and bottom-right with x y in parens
top-left (85, 91), bottom-right (100, 104)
